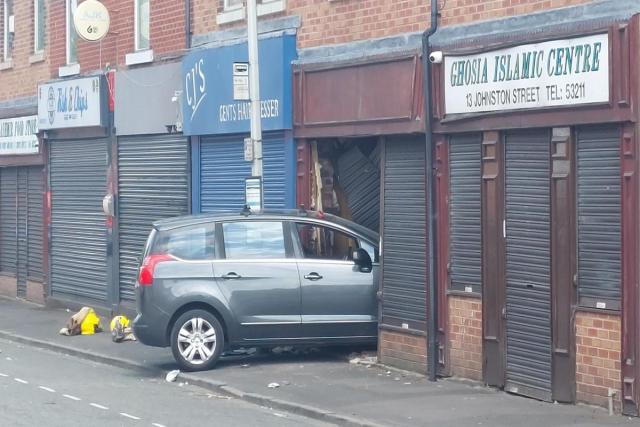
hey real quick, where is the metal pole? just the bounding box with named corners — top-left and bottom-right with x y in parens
top-left (247, 0), bottom-right (263, 207)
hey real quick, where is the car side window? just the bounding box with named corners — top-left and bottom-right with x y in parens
top-left (223, 221), bottom-right (286, 259)
top-left (296, 223), bottom-right (359, 261)
top-left (152, 225), bottom-right (214, 260)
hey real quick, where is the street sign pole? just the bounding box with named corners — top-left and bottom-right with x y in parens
top-left (247, 0), bottom-right (263, 210)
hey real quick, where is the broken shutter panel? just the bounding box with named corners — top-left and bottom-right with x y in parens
top-left (117, 135), bottom-right (190, 302)
top-left (381, 136), bottom-right (427, 331)
top-left (449, 134), bottom-right (482, 293)
top-left (0, 168), bottom-right (17, 274)
top-left (577, 125), bottom-right (621, 309)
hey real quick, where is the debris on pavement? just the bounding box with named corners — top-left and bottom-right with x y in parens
top-left (267, 382), bottom-right (280, 388)
top-left (165, 370), bottom-right (180, 383)
top-left (109, 315), bottom-right (136, 343)
top-left (59, 307), bottom-right (103, 336)
top-left (348, 352), bottom-right (378, 366)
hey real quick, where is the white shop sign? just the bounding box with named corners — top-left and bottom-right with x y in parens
top-left (444, 34), bottom-right (609, 115)
top-left (37, 76), bottom-right (103, 130)
top-left (0, 115), bottom-right (39, 155)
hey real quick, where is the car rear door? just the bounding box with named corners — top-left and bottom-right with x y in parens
top-left (214, 219), bottom-right (301, 341)
top-left (292, 221), bottom-right (378, 339)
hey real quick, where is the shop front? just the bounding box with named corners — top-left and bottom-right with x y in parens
top-left (114, 62), bottom-right (190, 305)
top-left (431, 13), bottom-right (640, 413)
top-left (0, 114), bottom-right (44, 303)
top-left (38, 76), bottom-right (111, 307)
top-left (293, 44), bottom-right (433, 373)
top-left (182, 35), bottom-right (297, 213)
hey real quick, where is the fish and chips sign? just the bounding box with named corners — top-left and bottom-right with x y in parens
top-left (444, 34), bottom-right (609, 114)
top-left (0, 116), bottom-right (39, 156)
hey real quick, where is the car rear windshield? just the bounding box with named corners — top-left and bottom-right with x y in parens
top-left (150, 224), bottom-right (215, 260)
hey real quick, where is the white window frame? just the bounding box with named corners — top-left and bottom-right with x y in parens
top-left (3, 0), bottom-right (11, 62)
top-left (224, 0), bottom-right (244, 11)
top-left (65, 0), bottom-right (77, 65)
top-left (33, 0), bottom-right (44, 54)
top-left (134, 0), bottom-right (150, 52)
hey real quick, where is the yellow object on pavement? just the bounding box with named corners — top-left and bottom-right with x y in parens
top-left (80, 308), bottom-right (102, 335)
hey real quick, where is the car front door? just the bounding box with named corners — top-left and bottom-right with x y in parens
top-left (293, 221), bottom-right (378, 339)
top-left (214, 220), bottom-right (301, 342)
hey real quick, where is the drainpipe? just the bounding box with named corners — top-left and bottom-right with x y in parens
top-left (422, 0), bottom-right (439, 382)
top-left (185, 0), bottom-right (192, 48)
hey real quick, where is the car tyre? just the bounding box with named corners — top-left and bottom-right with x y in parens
top-left (170, 309), bottom-right (224, 372)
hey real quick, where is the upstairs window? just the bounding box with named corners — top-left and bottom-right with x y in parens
top-left (224, 0), bottom-right (244, 10)
top-left (135, 0), bottom-right (149, 51)
top-left (2, 0), bottom-right (13, 61)
top-left (65, 0), bottom-right (77, 64)
top-left (34, 0), bottom-right (45, 53)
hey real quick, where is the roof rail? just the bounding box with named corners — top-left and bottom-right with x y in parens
top-left (241, 204), bottom-right (252, 216)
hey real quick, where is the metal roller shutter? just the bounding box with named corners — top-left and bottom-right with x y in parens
top-left (117, 135), bottom-right (190, 301)
top-left (27, 167), bottom-right (44, 282)
top-left (50, 139), bottom-right (108, 302)
top-left (16, 168), bottom-right (28, 296)
top-left (504, 130), bottom-right (552, 401)
top-left (200, 134), bottom-right (288, 213)
top-left (381, 136), bottom-right (427, 331)
top-left (0, 168), bottom-right (17, 274)
top-left (449, 134), bottom-right (482, 293)
top-left (577, 126), bottom-right (621, 309)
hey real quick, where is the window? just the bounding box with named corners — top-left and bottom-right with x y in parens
top-left (224, 0), bottom-right (244, 10)
top-left (296, 223), bottom-right (361, 261)
top-left (2, 0), bottom-right (13, 61)
top-left (135, 0), bottom-right (149, 51)
top-left (66, 0), bottom-right (77, 64)
top-left (152, 225), bottom-right (215, 261)
top-left (223, 221), bottom-right (285, 259)
top-left (34, 0), bottom-right (44, 53)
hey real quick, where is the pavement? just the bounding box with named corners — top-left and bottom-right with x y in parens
top-left (0, 296), bottom-right (637, 427)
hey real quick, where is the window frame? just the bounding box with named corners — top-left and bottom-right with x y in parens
top-left (2, 0), bottom-right (13, 62)
top-left (65, 0), bottom-right (77, 65)
top-left (223, 0), bottom-right (244, 11)
top-left (33, 0), bottom-right (44, 54)
top-left (218, 220), bottom-right (294, 261)
top-left (134, 0), bottom-right (150, 52)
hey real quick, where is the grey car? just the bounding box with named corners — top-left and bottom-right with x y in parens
top-left (133, 209), bottom-right (380, 371)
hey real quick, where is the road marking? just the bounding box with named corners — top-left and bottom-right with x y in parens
top-left (90, 403), bottom-right (109, 410)
top-left (152, 423), bottom-right (167, 427)
top-left (63, 394), bottom-right (81, 401)
top-left (0, 373), bottom-right (8, 377)
top-left (14, 378), bottom-right (28, 384)
top-left (119, 412), bottom-right (141, 420)
top-left (38, 386), bottom-right (56, 393)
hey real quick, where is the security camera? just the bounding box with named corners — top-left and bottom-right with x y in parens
top-left (429, 51), bottom-right (443, 64)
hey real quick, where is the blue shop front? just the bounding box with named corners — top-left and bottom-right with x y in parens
top-left (182, 34), bottom-right (297, 213)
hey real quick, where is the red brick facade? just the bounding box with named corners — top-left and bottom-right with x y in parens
top-left (448, 296), bottom-right (482, 381)
top-left (575, 311), bottom-right (622, 411)
top-left (0, 0), bottom-right (50, 106)
top-left (378, 330), bottom-right (427, 374)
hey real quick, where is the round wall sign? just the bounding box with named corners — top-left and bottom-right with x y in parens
top-left (73, 0), bottom-right (110, 42)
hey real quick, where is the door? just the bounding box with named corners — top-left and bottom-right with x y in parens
top-left (294, 221), bottom-right (378, 339)
top-left (16, 168), bottom-right (28, 297)
top-left (117, 135), bottom-right (189, 302)
top-left (215, 220), bottom-right (301, 340)
top-left (50, 139), bottom-right (108, 303)
top-left (504, 130), bottom-right (552, 401)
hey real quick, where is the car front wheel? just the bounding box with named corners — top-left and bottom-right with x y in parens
top-left (170, 309), bottom-right (224, 371)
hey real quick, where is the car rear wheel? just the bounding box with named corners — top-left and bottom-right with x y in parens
top-left (170, 309), bottom-right (224, 371)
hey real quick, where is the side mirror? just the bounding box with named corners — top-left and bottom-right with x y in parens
top-left (352, 248), bottom-right (372, 273)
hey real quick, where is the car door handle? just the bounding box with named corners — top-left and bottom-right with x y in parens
top-left (304, 272), bottom-right (323, 281)
top-left (221, 272), bottom-right (241, 280)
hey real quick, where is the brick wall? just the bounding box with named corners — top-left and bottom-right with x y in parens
top-left (0, 0), bottom-right (50, 105)
top-left (192, 0), bottom-right (594, 50)
top-left (48, 0), bottom-right (186, 77)
top-left (575, 311), bottom-right (622, 411)
top-left (448, 295), bottom-right (483, 381)
top-left (378, 329), bottom-right (427, 374)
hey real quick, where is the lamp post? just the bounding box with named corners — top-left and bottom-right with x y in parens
top-left (247, 0), bottom-right (263, 210)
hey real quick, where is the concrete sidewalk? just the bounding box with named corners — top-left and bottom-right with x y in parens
top-left (0, 296), bottom-right (635, 427)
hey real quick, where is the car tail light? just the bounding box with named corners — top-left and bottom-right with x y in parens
top-left (138, 254), bottom-right (175, 287)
